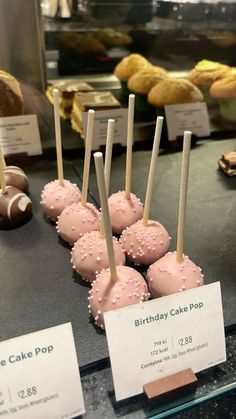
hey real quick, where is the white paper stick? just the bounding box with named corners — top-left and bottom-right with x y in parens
top-left (81, 109), bottom-right (95, 206)
top-left (176, 131), bottom-right (192, 263)
top-left (104, 119), bottom-right (114, 195)
top-left (94, 152), bottom-right (117, 281)
top-left (53, 88), bottom-right (64, 185)
top-left (125, 94), bottom-right (135, 199)
top-left (143, 116), bottom-right (163, 226)
top-left (1, 152), bottom-right (6, 170)
top-left (0, 145), bottom-right (7, 193)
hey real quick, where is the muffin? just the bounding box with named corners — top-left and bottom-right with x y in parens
top-left (148, 78), bottom-right (204, 110)
top-left (188, 59), bottom-right (230, 105)
top-left (114, 53), bottom-right (151, 97)
top-left (127, 67), bottom-right (167, 118)
top-left (210, 74), bottom-right (236, 122)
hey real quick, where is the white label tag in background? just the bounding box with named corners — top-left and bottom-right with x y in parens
top-left (104, 282), bottom-right (226, 401)
top-left (82, 108), bottom-right (128, 149)
top-left (0, 115), bottom-right (42, 156)
top-left (165, 103), bottom-right (211, 142)
top-left (0, 323), bottom-right (85, 418)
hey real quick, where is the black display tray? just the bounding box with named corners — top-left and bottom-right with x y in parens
top-left (0, 138), bottom-right (236, 370)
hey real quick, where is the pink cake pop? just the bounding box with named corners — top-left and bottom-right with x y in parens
top-left (147, 251), bottom-right (204, 297)
top-left (57, 109), bottom-right (100, 244)
top-left (41, 89), bottom-right (81, 221)
top-left (147, 132), bottom-right (204, 298)
top-left (108, 94), bottom-right (143, 234)
top-left (71, 230), bottom-right (125, 282)
top-left (57, 201), bottom-right (100, 245)
top-left (120, 219), bottom-right (170, 266)
top-left (120, 117), bottom-right (170, 265)
top-left (89, 152), bottom-right (149, 329)
top-left (41, 179), bottom-right (81, 222)
top-left (89, 265), bottom-right (149, 328)
top-left (71, 120), bottom-right (125, 281)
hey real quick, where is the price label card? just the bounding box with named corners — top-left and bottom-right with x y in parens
top-left (0, 115), bottom-right (42, 156)
top-left (82, 108), bottom-right (128, 149)
top-left (0, 323), bottom-right (85, 418)
top-left (104, 282), bottom-right (226, 401)
top-left (164, 103), bottom-right (210, 142)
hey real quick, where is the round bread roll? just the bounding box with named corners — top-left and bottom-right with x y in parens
top-left (128, 68), bottom-right (167, 95)
top-left (114, 54), bottom-right (151, 81)
top-left (188, 59), bottom-right (230, 87)
top-left (210, 74), bottom-right (236, 99)
top-left (0, 70), bottom-right (23, 117)
top-left (148, 78), bottom-right (203, 107)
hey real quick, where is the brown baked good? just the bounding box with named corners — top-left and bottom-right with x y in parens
top-left (148, 78), bottom-right (203, 107)
top-left (128, 68), bottom-right (167, 95)
top-left (71, 91), bottom-right (121, 136)
top-left (210, 74), bottom-right (236, 99)
top-left (114, 54), bottom-right (151, 81)
top-left (188, 60), bottom-right (230, 88)
top-left (95, 28), bottom-right (132, 47)
top-left (0, 70), bottom-right (24, 117)
top-left (46, 80), bottom-right (93, 119)
top-left (218, 151), bottom-right (236, 176)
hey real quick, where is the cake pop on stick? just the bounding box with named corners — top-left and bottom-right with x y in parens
top-left (57, 110), bottom-right (100, 245)
top-left (0, 144), bottom-right (32, 228)
top-left (147, 131), bottom-right (204, 297)
top-left (71, 120), bottom-right (125, 282)
top-left (0, 153), bottom-right (29, 193)
top-left (88, 152), bottom-right (149, 329)
top-left (41, 89), bottom-right (81, 221)
top-left (120, 116), bottom-right (170, 265)
top-left (108, 94), bottom-right (143, 234)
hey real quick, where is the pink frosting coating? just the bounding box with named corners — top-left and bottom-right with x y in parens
top-left (147, 251), bottom-right (204, 298)
top-left (88, 265), bottom-right (149, 329)
top-left (57, 202), bottom-right (100, 245)
top-left (120, 219), bottom-right (170, 266)
top-left (40, 179), bottom-right (81, 221)
top-left (108, 190), bottom-right (143, 234)
top-left (71, 230), bottom-right (126, 282)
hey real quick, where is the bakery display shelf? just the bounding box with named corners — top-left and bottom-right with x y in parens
top-left (1, 139), bottom-right (236, 417)
top-left (80, 333), bottom-right (236, 418)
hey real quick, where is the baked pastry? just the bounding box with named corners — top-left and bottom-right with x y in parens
top-left (188, 60), bottom-right (230, 88)
top-left (127, 68), bottom-right (167, 117)
top-left (0, 70), bottom-right (24, 117)
top-left (95, 28), bottom-right (132, 47)
top-left (114, 53), bottom-right (151, 82)
top-left (210, 74), bottom-right (236, 122)
top-left (218, 151), bottom-right (236, 176)
top-left (71, 91), bottom-right (121, 137)
top-left (46, 80), bottom-right (93, 119)
top-left (148, 78), bottom-right (204, 108)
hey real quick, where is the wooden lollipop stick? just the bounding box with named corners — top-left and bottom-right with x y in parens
top-left (176, 131), bottom-right (192, 263)
top-left (125, 94), bottom-right (135, 199)
top-left (0, 145), bottom-right (7, 193)
top-left (53, 88), bottom-right (64, 185)
top-left (81, 109), bottom-right (95, 206)
top-left (1, 152), bottom-right (6, 170)
top-left (143, 116), bottom-right (163, 226)
top-left (100, 119), bottom-right (114, 237)
top-left (104, 119), bottom-right (114, 195)
top-left (94, 152), bottom-right (117, 281)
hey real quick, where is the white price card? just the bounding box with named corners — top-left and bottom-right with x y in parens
top-left (0, 115), bottom-right (42, 156)
top-left (104, 282), bottom-right (226, 401)
top-left (164, 102), bottom-right (211, 142)
top-left (0, 323), bottom-right (85, 418)
top-left (82, 108), bottom-right (128, 149)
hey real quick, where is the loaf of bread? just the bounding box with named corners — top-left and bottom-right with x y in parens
top-left (0, 70), bottom-right (24, 117)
